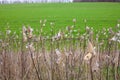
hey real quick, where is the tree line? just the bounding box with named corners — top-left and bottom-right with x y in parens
top-left (73, 0), bottom-right (120, 2)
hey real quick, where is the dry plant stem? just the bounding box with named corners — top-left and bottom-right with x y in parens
top-left (117, 51), bottom-right (120, 79)
top-left (36, 42), bottom-right (40, 78)
top-left (97, 44), bottom-right (101, 80)
top-left (1, 24), bottom-right (120, 80)
top-left (65, 55), bottom-right (68, 80)
top-left (21, 34), bottom-right (25, 79)
top-left (50, 44), bottom-right (54, 80)
top-left (77, 41), bottom-right (82, 80)
top-left (2, 48), bottom-right (7, 80)
top-left (57, 40), bottom-right (60, 49)
top-left (113, 42), bottom-right (117, 80)
top-left (71, 51), bottom-right (75, 80)
top-left (27, 36), bottom-right (42, 80)
top-left (114, 24), bottom-right (119, 80)
top-left (112, 63), bottom-right (116, 80)
top-left (83, 37), bottom-right (87, 80)
top-left (42, 40), bottom-right (50, 80)
top-left (106, 56), bottom-right (109, 80)
top-left (28, 45), bottom-right (42, 80)
top-left (7, 39), bottom-right (11, 80)
top-left (69, 45), bottom-right (73, 80)
top-left (99, 45), bottom-right (102, 80)
top-left (56, 63), bottom-right (61, 80)
top-left (106, 41), bottom-right (111, 80)
top-left (23, 65), bottom-right (31, 80)
top-left (50, 28), bottom-right (54, 80)
top-left (114, 41), bottom-right (118, 80)
top-left (90, 58), bottom-right (93, 80)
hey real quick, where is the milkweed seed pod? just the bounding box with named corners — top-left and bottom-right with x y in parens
top-left (57, 30), bottom-right (62, 40)
top-left (26, 43), bottom-right (35, 52)
top-left (92, 61), bottom-right (99, 72)
top-left (22, 26), bottom-right (27, 42)
top-left (55, 49), bottom-right (65, 66)
top-left (73, 18), bottom-right (76, 23)
top-left (23, 34), bottom-right (27, 42)
top-left (50, 22), bottom-right (54, 26)
top-left (55, 49), bottom-right (61, 58)
top-left (22, 26), bottom-right (27, 33)
top-left (84, 52), bottom-right (92, 61)
top-left (27, 26), bottom-right (33, 39)
top-left (40, 20), bottom-right (42, 24)
top-left (55, 49), bottom-right (62, 64)
top-left (111, 31), bottom-right (120, 43)
top-left (6, 30), bottom-right (11, 35)
top-left (108, 28), bottom-right (114, 35)
top-left (84, 19), bottom-right (87, 23)
top-left (88, 40), bottom-right (100, 72)
top-left (113, 51), bottom-right (119, 68)
top-left (87, 40), bottom-right (96, 55)
top-left (43, 19), bottom-right (47, 23)
top-left (86, 26), bottom-right (90, 32)
top-left (117, 24), bottom-right (120, 28)
top-left (111, 36), bottom-right (117, 41)
top-left (42, 23), bottom-right (45, 27)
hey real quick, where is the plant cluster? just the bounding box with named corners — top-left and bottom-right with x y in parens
top-left (0, 19), bottom-right (120, 80)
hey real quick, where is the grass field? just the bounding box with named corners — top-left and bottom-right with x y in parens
top-left (0, 2), bottom-right (120, 34)
top-left (0, 2), bottom-right (120, 80)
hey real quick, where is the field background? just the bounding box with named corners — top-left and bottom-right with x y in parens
top-left (0, 2), bottom-right (120, 34)
top-left (0, 2), bottom-right (120, 80)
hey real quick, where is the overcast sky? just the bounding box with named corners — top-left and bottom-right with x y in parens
top-left (0, 0), bottom-right (73, 2)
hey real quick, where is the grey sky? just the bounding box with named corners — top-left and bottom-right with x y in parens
top-left (0, 0), bottom-right (73, 3)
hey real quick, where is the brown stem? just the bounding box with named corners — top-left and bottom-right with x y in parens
top-left (28, 46), bottom-right (42, 80)
top-left (90, 58), bottom-right (94, 80)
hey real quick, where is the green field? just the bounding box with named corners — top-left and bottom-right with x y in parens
top-left (0, 2), bottom-right (120, 34)
top-left (0, 3), bottom-right (120, 80)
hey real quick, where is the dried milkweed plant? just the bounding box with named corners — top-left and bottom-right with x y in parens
top-left (0, 19), bottom-right (120, 80)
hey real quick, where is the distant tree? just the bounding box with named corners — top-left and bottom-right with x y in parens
top-left (73, 0), bottom-right (119, 2)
